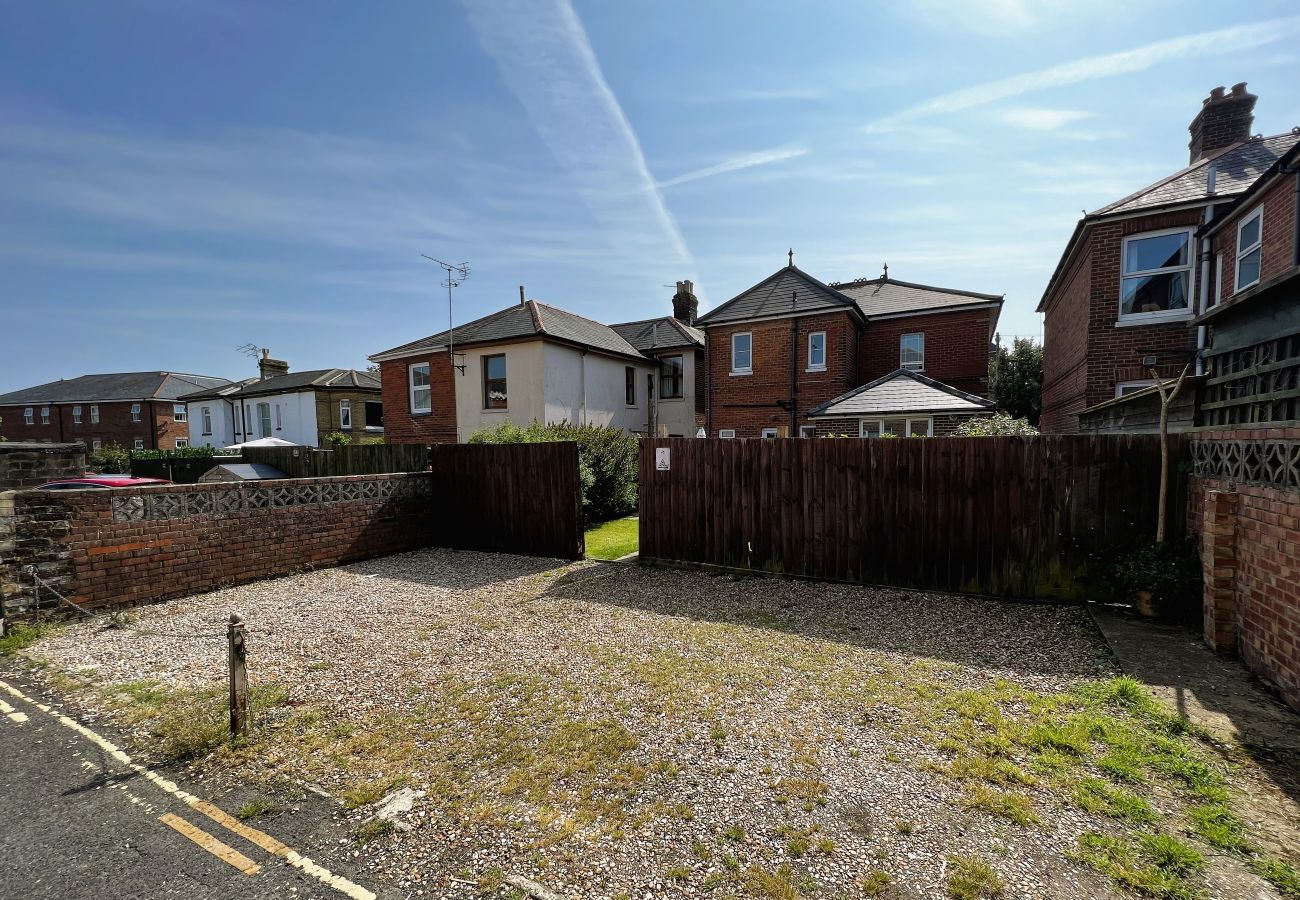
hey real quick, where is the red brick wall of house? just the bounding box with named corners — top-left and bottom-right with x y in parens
top-left (377, 353), bottom-right (457, 444)
top-left (706, 311), bottom-right (859, 437)
top-left (0, 401), bottom-right (191, 450)
top-left (1041, 209), bottom-right (1203, 432)
top-left (858, 307), bottom-right (995, 397)
top-left (1189, 427), bottom-right (1300, 712)
top-left (1212, 174), bottom-right (1298, 300)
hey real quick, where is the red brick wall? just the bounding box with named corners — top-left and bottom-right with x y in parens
top-left (706, 311), bottom-right (859, 437)
top-left (377, 353), bottom-right (457, 444)
top-left (1041, 243), bottom-right (1092, 434)
top-left (2, 474), bottom-right (435, 614)
top-left (858, 307), bottom-right (994, 396)
top-left (1212, 174), bottom-right (1298, 300)
top-left (0, 400), bottom-right (191, 450)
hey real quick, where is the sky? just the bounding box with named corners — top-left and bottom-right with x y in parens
top-left (2, 0), bottom-right (1299, 391)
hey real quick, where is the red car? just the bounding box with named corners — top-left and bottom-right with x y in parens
top-left (35, 475), bottom-right (171, 491)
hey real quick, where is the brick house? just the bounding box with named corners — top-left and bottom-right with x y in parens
top-left (370, 292), bottom-right (703, 443)
top-left (695, 257), bottom-right (1002, 437)
top-left (180, 351), bottom-right (382, 448)
top-left (1039, 83), bottom-right (1300, 433)
top-left (0, 371), bottom-right (232, 452)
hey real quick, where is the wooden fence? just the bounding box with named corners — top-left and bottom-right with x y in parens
top-left (428, 442), bottom-right (584, 560)
top-left (242, 443), bottom-right (429, 478)
top-left (639, 435), bottom-right (1181, 600)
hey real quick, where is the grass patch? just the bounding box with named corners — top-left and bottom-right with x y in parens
top-left (743, 864), bottom-right (801, 899)
top-left (353, 818), bottom-right (395, 846)
top-left (861, 870), bottom-right (892, 896)
top-left (1249, 855), bottom-right (1300, 897)
top-left (0, 622), bottom-right (54, 656)
top-left (946, 855), bottom-right (1004, 899)
top-left (583, 517), bottom-right (638, 560)
top-left (963, 785), bottom-right (1037, 825)
top-left (106, 680), bottom-right (290, 760)
top-left (1071, 777), bottom-right (1156, 824)
top-left (1070, 832), bottom-right (1202, 900)
top-left (343, 776), bottom-right (407, 810)
top-left (236, 798), bottom-right (273, 820)
top-left (1187, 802), bottom-right (1249, 851)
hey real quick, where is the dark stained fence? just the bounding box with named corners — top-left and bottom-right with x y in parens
top-left (130, 455), bottom-right (229, 484)
top-left (639, 435), bottom-right (1181, 600)
top-left (428, 442), bottom-right (584, 560)
top-left (242, 443), bottom-right (429, 478)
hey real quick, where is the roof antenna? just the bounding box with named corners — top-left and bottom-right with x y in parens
top-left (788, 248), bottom-right (794, 267)
top-left (236, 343), bottom-right (263, 373)
top-left (422, 255), bottom-right (470, 375)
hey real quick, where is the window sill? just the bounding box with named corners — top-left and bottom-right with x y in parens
top-left (482, 408), bottom-right (509, 413)
top-left (805, 366), bottom-right (827, 374)
top-left (729, 370), bottom-right (752, 377)
top-left (1114, 313), bottom-right (1193, 328)
top-left (1233, 280), bottom-right (1260, 295)
top-left (659, 396), bottom-right (684, 402)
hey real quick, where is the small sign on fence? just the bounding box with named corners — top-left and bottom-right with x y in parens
top-left (655, 447), bottom-right (671, 471)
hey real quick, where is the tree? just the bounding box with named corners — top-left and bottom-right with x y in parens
top-left (988, 336), bottom-right (1043, 426)
top-left (1151, 364), bottom-right (1190, 544)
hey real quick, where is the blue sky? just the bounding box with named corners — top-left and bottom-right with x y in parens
top-left (2, 0), bottom-right (1299, 391)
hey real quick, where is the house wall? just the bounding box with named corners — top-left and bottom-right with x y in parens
top-left (643, 347), bottom-right (701, 437)
top-left (541, 343), bottom-right (653, 434)
top-left (706, 310), bottom-right (860, 437)
top-left (858, 306), bottom-right (996, 397)
top-left (211, 391), bottom-right (320, 447)
top-left (0, 400), bottom-right (190, 451)
top-left (314, 390), bottom-right (385, 445)
top-left (376, 352), bottom-right (457, 445)
top-left (186, 399), bottom-right (235, 448)
top-left (1040, 209), bottom-right (1203, 433)
top-left (1212, 173), bottom-right (1298, 301)
top-left (454, 342), bottom-right (546, 440)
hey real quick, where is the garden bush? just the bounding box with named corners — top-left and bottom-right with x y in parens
top-left (953, 414), bottom-right (1040, 437)
top-left (468, 421), bottom-right (638, 523)
top-left (87, 443), bottom-right (130, 474)
top-left (130, 446), bottom-right (216, 460)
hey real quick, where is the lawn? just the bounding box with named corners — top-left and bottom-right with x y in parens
top-left (583, 515), bottom-right (638, 559)
top-left (20, 550), bottom-right (1300, 900)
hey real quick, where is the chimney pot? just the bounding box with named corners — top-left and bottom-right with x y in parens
top-left (519, 285), bottom-right (526, 306)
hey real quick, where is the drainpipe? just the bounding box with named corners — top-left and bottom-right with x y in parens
top-left (580, 350), bottom-right (587, 426)
top-left (1293, 167), bottom-right (1300, 268)
top-left (705, 330), bottom-right (712, 436)
top-left (789, 292), bottom-right (799, 435)
top-left (1196, 205), bottom-right (1215, 376)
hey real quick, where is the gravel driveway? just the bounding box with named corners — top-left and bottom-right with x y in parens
top-left (24, 549), bottom-right (1296, 900)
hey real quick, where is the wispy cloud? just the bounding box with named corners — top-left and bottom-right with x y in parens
top-left (865, 16), bottom-right (1300, 132)
top-left (904, 0), bottom-right (1076, 34)
top-left (656, 145), bottom-right (808, 189)
top-left (998, 108), bottom-right (1095, 130)
top-left (457, 0), bottom-right (693, 269)
top-left (684, 86), bottom-right (826, 104)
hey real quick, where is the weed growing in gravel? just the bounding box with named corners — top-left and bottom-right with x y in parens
top-left (743, 864), bottom-right (801, 899)
top-left (861, 869), bottom-right (892, 896)
top-left (353, 818), bottom-right (394, 846)
top-left (946, 854), bottom-right (1004, 899)
top-left (962, 785), bottom-right (1037, 825)
top-left (1069, 832), bottom-right (1201, 900)
top-left (106, 680), bottom-right (289, 759)
top-left (0, 622), bottom-right (55, 656)
top-left (1248, 855), bottom-right (1300, 897)
top-left (236, 798), bottom-right (273, 820)
top-left (343, 776), bottom-right (407, 810)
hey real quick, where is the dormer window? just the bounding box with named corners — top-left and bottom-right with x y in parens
top-left (1234, 206), bottom-right (1263, 293)
top-left (1119, 228), bottom-right (1193, 321)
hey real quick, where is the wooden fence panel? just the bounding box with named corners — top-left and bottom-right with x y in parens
top-left (242, 443), bottom-right (428, 478)
top-left (427, 442), bottom-right (583, 560)
top-left (639, 435), bottom-right (1181, 600)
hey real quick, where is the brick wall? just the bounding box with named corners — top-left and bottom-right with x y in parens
top-left (1189, 427), bottom-right (1300, 711)
top-left (1212, 173), bottom-right (1298, 300)
top-left (313, 390), bottom-right (385, 444)
top-left (1041, 243), bottom-right (1092, 434)
top-left (858, 307), bottom-right (995, 396)
top-left (0, 473), bottom-right (435, 616)
top-left (0, 400), bottom-right (191, 450)
top-left (378, 353), bottom-right (457, 444)
top-left (706, 311), bottom-right (860, 437)
top-left (0, 443), bottom-right (86, 490)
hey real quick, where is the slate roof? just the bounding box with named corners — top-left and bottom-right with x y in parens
top-left (833, 277), bottom-right (1003, 318)
top-left (609, 316), bottom-right (704, 352)
top-left (178, 369), bottom-right (380, 401)
top-left (695, 266), bottom-right (861, 326)
top-left (807, 369), bottom-right (995, 418)
top-left (0, 372), bottom-right (232, 405)
top-left (1092, 132), bottom-right (1300, 216)
top-left (370, 300), bottom-right (645, 362)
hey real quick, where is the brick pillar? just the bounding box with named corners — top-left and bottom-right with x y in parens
top-left (1201, 489), bottom-right (1239, 653)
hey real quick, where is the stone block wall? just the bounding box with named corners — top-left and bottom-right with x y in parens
top-left (0, 442), bottom-right (86, 490)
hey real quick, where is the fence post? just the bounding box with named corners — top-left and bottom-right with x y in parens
top-left (227, 613), bottom-right (248, 740)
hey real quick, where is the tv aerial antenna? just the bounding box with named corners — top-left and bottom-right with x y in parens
top-left (423, 255), bottom-right (470, 374)
top-left (236, 343), bottom-right (263, 371)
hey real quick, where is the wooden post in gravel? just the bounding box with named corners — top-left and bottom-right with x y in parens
top-left (228, 613), bottom-right (248, 740)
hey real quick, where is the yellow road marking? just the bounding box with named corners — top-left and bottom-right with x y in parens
top-left (0, 698), bottom-right (28, 724)
top-left (159, 813), bottom-right (262, 875)
top-left (0, 678), bottom-right (376, 900)
top-left (192, 800), bottom-right (291, 856)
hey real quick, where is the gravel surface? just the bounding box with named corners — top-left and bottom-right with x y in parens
top-left (27, 550), bottom-right (1280, 899)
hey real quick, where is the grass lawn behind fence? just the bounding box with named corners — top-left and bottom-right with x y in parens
top-left (584, 516), bottom-right (638, 559)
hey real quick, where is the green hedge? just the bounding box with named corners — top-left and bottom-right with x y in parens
top-left (468, 421), bottom-right (638, 523)
top-left (130, 446), bottom-right (217, 460)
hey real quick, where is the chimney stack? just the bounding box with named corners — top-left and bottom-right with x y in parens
top-left (1188, 82), bottom-right (1256, 164)
top-left (258, 348), bottom-right (290, 381)
top-left (672, 279), bottom-right (698, 326)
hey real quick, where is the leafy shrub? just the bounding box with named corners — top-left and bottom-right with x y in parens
top-left (324, 431), bottom-right (351, 447)
top-left (360, 435), bottom-right (385, 446)
top-left (469, 421), bottom-right (638, 523)
top-left (1109, 540), bottom-right (1202, 622)
top-left (953, 414), bottom-right (1040, 437)
top-left (130, 446), bottom-right (216, 460)
top-left (88, 442), bottom-right (130, 474)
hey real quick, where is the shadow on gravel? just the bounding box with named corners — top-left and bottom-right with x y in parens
top-left (342, 548), bottom-right (563, 591)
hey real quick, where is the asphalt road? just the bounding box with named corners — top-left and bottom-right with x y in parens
top-left (0, 668), bottom-right (381, 900)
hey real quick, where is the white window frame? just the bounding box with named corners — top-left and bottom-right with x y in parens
top-left (718, 428), bottom-right (736, 439)
top-left (807, 331), bottom-right (826, 372)
top-left (761, 427), bottom-right (779, 439)
top-left (91, 438), bottom-right (102, 452)
top-left (799, 425), bottom-right (817, 438)
top-left (408, 362), bottom-right (432, 414)
top-left (40, 406), bottom-right (50, 425)
top-left (201, 406), bottom-right (213, 435)
top-left (72, 405), bottom-right (82, 424)
top-left (900, 333), bottom-right (925, 371)
top-left (133, 438), bottom-right (144, 450)
top-left (859, 417), bottom-right (933, 438)
top-left (1115, 380), bottom-right (1157, 398)
top-left (1234, 205), bottom-right (1263, 293)
top-left (1118, 227), bottom-right (1195, 323)
top-left (130, 403), bottom-right (142, 422)
top-left (90, 404), bottom-right (99, 424)
top-left (174, 438), bottom-right (188, 449)
top-left (173, 403), bottom-right (186, 422)
top-left (339, 399), bottom-right (352, 429)
top-left (23, 407), bottom-right (33, 425)
top-left (730, 332), bottom-right (752, 375)
top-left (257, 402), bottom-right (272, 438)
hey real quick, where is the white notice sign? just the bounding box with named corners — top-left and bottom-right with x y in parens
top-left (655, 447), bottom-right (671, 471)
